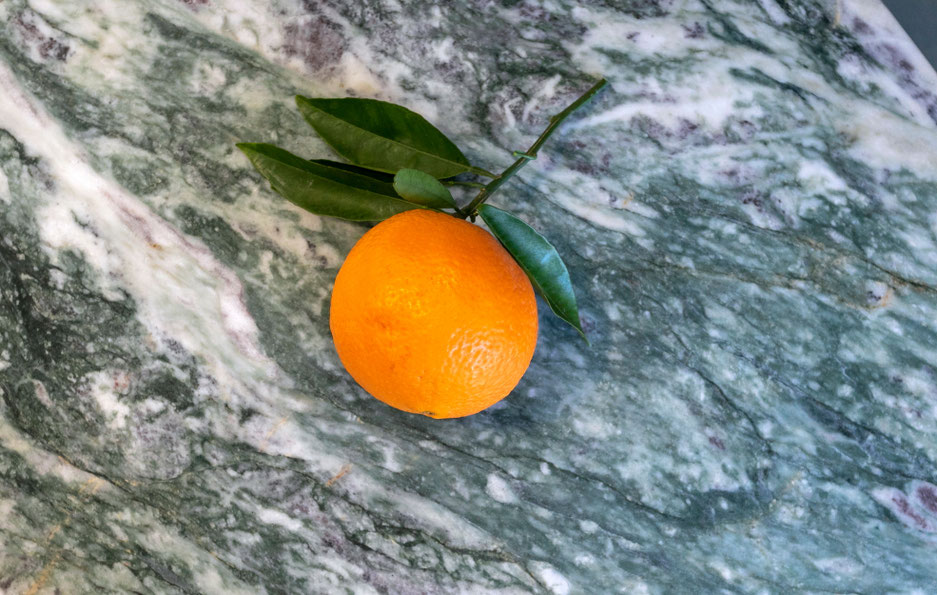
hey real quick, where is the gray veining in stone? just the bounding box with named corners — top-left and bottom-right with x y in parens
top-left (2, 0), bottom-right (937, 592)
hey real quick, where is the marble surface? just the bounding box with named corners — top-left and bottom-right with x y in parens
top-left (2, 0), bottom-right (937, 592)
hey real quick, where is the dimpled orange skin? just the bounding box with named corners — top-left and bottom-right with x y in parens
top-left (329, 210), bottom-right (538, 419)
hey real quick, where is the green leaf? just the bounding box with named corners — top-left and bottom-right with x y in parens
top-left (295, 96), bottom-right (473, 179)
top-left (237, 143), bottom-right (423, 221)
top-left (309, 159), bottom-right (395, 184)
top-left (297, 158), bottom-right (399, 196)
top-left (393, 169), bottom-right (457, 209)
top-left (478, 205), bottom-right (587, 341)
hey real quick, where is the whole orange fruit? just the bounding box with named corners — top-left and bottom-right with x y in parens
top-left (329, 209), bottom-right (538, 418)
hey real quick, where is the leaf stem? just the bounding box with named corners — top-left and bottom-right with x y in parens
top-left (470, 166), bottom-right (499, 178)
top-left (460, 78), bottom-right (608, 218)
top-left (443, 180), bottom-right (487, 189)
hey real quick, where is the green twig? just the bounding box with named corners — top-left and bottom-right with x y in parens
top-left (451, 203), bottom-right (469, 218)
top-left (460, 78), bottom-right (608, 219)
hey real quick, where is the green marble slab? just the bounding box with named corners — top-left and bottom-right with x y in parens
top-left (2, 0), bottom-right (937, 592)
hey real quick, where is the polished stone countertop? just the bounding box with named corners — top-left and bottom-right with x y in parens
top-left (2, 0), bottom-right (937, 592)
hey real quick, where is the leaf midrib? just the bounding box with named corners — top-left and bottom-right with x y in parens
top-left (299, 99), bottom-right (470, 175)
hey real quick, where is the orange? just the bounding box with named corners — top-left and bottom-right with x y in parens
top-left (329, 209), bottom-right (538, 418)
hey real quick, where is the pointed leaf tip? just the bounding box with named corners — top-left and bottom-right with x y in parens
top-left (478, 204), bottom-right (587, 341)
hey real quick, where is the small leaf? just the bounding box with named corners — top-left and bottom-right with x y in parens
top-left (393, 169), bottom-right (457, 209)
top-left (237, 143), bottom-right (423, 221)
top-left (296, 96), bottom-right (472, 179)
top-left (478, 205), bottom-right (587, 340)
